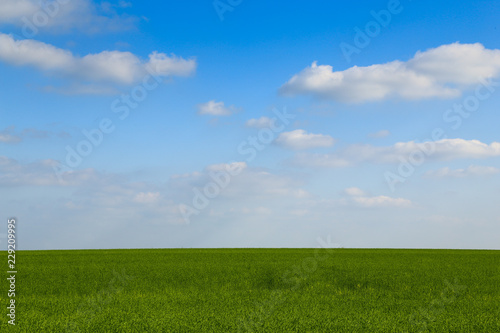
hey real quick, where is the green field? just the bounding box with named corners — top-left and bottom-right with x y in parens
top-left (2, 248), bottom-right (499, 332)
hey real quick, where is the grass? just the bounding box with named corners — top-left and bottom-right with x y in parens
top-left (1, 248), bottom-right (499, 332)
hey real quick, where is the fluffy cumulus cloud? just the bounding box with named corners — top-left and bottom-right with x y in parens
top-left (148, 51), bottom-right (197, 78)
top-left (0, 33), bottom-right (196, 89)
top-left (0, 0), bottom-right (137, 33)
top-left (424, 165), bottom-right (500, 178)
top-left (276, 129), bottom-right (335, 150)
top-left (280, 43), bottom-right (500, 103)
top-left (197, 100), bottom-right (238, 116)
top-left (292, 139), bottom-right (500, 167)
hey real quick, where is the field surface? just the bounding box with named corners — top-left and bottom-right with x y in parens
top-left (1, 248), bottom-right (499, 332)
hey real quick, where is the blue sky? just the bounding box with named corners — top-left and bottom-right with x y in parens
top-left (1, 0), bottom-right (499, 250)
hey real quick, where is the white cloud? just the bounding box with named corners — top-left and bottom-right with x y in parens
top-left (197, 100), bottom-right (238, 116)
top-left (342, 187), bottom-right (412, 208)
top-left (280, 43), bottom-right (500, 103)
top-left (0, 156), bottom-right (101, 186)
top-left (8, 156), bottom-right (500, 250)
top-left (351, 195), bottom-right (412, 208)
top-left (0, 158), bottom-right (310, 233)
top-left (0, 0), bottom-right (39, 22)
top-left (0, 155), bottom-right (185, 224)
top-left (148, 51), bottom-right (197, 77)
top-left (1, 156), bottom-right (312, 227)
top-left (369, 130), bottom-right (390, 138)
top-left (0, 33), bottom-right (74, 71)
top-left (0, 0), bottom-right (137, 33)
top-left (0, 125), bottom-right (67, 143)
top-left (0, 33), bottom-right (196, 89)
top-left (425, 165), bottom-right (500, 178)
top-left (133, 191), bottom-right (161, 204)
top-left (276, 129), bottom-right (335, 150)
top-left (0, 126), bottom-right (21, 143)
top-left (0, 134), bottom-right (21, 143)
top-left (171, 162), bottom-right (314, 225)
top-left (171, 162), bottom-right (308, 200)
top-left (292, 139), bottom-right (500, 167)
top-left (343, 187), bottom-right (366, 196)
top-left (205, 161), bottom-right (247, 173)
top-left (292, 152), bottom-right (351, 168)
top-left (245, 116), bottom-right (274, 128)
top-left (240, 206), bottom-right (272, 215)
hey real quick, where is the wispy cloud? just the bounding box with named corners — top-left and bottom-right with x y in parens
top-left (291, 139), bottom-right (500, 167)
top-left (171, 162), bottom-right (309, 202)
top-left (369, 130), bottom-right (390, 138)
top-left (0, 156), bottom-right (99, 186)
top-left (0, 126), bottom-right (21, 143)
top-left (0, 157), bottom-right (311, 226)
top-left (276, 129), bottom-right (335, 150)
top-left (341, 187), bottom-right (412, 208)
top-left (0, 125), bottom-right (67, 144)
top-left (424, 165), bottom-right (500, 178)
top-left (197, 100), bottom-right (239, 116)
top-left (245, 116), bottom-right (275, 128)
